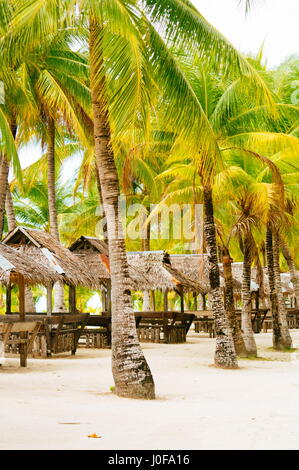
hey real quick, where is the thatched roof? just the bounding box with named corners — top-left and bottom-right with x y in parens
top-left (69, 239), bottom-right (205, 292)
top-left (3, 227), bottom-right (95, 288)
top-left (69, 236), bottom-right (109, 256)
top-left (127, 251), bottom-right (205, 292)
top-left (169, 254), bottom-right (211, 293)
top-left (0, 242), bottom-right (59, 286)
top-left (169, 255), bottom-right (260, 293)
top-left (69, 236), bottom-right (110, 286)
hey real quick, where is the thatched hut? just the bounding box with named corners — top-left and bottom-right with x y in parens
top-left (0, 242), bottom-right (60, 320)
top-left (168, 254), bottom-right (210, 292)
top-left (0, 242), bottom-right (59, 287)
top-left (68, 236), bottom-right (110, 284)
top-left (126, 251), bottom-right (208, 313)
top-left (127, 251), bottom-right (204, 293)
top-left (3, 227), bottom-right (94, 287)
top-left (69, 236), bottom-right (111, 312)
top-left (3, 227), bottom-right (95, 314)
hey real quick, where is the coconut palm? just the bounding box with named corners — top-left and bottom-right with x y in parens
top-left (8, 0), bottom-right (282, 391)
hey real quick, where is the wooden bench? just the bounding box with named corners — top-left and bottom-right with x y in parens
top-left (0, 320), bottom-right (41, 367)
top-left (81, 315), bottom-right (112, 349)
top-left (194, 309), bottom-right (270, 337)
top-left (136, 312), bottom-right (195, 344)
top-left (4, 313), bottom-right (89, 357)
top-left (79, 315), bottom-right (143, 349)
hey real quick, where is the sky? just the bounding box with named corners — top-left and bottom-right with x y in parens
top-left (193, 0), bottom-right (299, 68)
top-left (18, 0), bottom-right (299, 173)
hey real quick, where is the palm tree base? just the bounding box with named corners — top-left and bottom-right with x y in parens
top-left (114, 382), bottom-right (155, 400)
top-left (214, 339), bottom-right (239, 369)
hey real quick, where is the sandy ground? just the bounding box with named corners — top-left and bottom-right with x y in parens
top-left (1, 330), bottom-right (299, 450)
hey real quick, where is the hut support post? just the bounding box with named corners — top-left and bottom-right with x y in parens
top-left (180, 288), bottom-right (184, 313)
top-left (202, 293), bottom-right (206, 311)
top-left (150, 291), bottom-right (156, 312)
top-left (18, 274), bottom-right (27, 367)
top-left (101, 287), bottom-right (106, 312)
top-left (163, 290), bottom-right (168, 312)
top-left (255, 288), bottom-right (260, 332)
top-left (69, 285), bottom-right (77, 314)
top-left (6, 283), bottom-right (12, 314)
top-left (47, 284), bottom-right (53, 316)
top-left (163, 290), bottom-right (169, 343)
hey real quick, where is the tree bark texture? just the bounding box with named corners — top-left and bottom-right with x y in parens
top-left (203, 187), bottom-right (238, 369)
top-left (90, 19), bottom-right (155, 399)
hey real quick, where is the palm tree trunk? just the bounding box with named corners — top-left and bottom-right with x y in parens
top-left (25, 286), bottom-right (36, 312)
top-left (0, 155), bottom-right (9, 238)
top-left (142, 291), bottom-right (151, 311)
top-left (266, 226), bottom-right (284, 350)
top-left (0, 122), bottom-right (17, 237)
top-left (47, 116), bottom-right (60, 241)
top-left (5, 183), bottom-right (16, 232)
top-left (46, 116), bottom-right (66, 312)
top-left (273, 233), bottom-right (292, 348)
top-left (141, 203), bottom-right (151, 310)
top-left (203, 187), bottom-right (238, 369)
top-left (256, 254), bottom-right (267, 309)
top-left (90, 19), bottom-right (155, 399)
top-left (222, 250), bottom-right (247, 356)
top-left (241, 237), bottom-right (257, 356)
top-left (280, 237), bottom-right (299, 308)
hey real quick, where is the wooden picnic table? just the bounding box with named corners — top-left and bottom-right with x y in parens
top-left (80, 311), bottom-right (195, 347)
top-left (4, 313), bottom-right (89, 357)
top-left (135, 311), bottom-right (195, 344)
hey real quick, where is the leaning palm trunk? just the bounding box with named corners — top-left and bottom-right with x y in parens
top-left (266, 227), bottom-right (284, 350)
top-left (241, 238), bottom-right (257, 356)
top-left (273, 233), bottom-right (292, 348)
top-left (280, 237), bottom-right (299, 308)
top-left (90, 20), bottom-right (155, 399)
top-left (222, 252), bottom-right (247, 356)
top-left (203, 187), bottom-right (238, 369)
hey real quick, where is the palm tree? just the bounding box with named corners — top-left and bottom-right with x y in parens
top-left (10, 0), bottom-right (280, 389)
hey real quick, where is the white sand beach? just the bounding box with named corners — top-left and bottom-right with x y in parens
top-left (1, 330), bottom-right (299, 450)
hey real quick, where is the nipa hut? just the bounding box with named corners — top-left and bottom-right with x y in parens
top-left (3, 227), bottom-right (95, 314)
top-left (69, 236), bottom-right (111, 312)
top-left (169, 254), bottom-right (211, 293)
top-left (0, 242), bottom-right (59, 287)
top-left (127, 251), bottom-right (204, 293)
top-left (0, 242), bottom-right (60, 319)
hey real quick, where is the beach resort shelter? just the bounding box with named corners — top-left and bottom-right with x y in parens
top-left (3, 227), bottom-right (94, 314)
top-left (126, 251), bottom-right (206, 312)
top-left (68, 236), bottom-right (111, 312)
top-left (169, 255), bottom-right (262, 309)
top-left (0, 242), bottom-right (60, 317)
top-left (168, 254), bottom-right (211, 310)
top-left (0, 242), bottom-right (61, 366)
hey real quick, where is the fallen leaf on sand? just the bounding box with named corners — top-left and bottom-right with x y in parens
top-left (88, 433), bottom-right (102, 439)
top-left (59, 422), bottom-right (81, 425)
